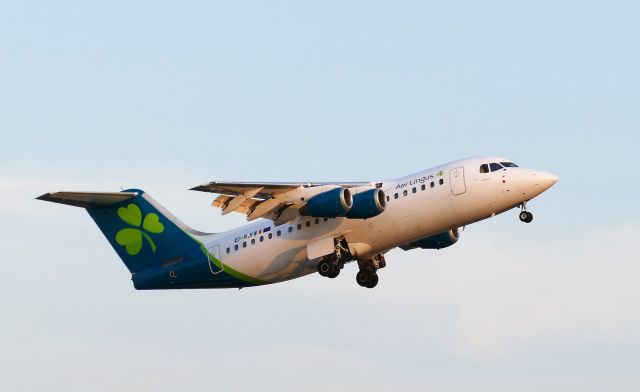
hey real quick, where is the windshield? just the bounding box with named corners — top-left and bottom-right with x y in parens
top-left (489, 163), bottom-right (503, 172)
top-left (500, 162), bottom-right (518, 167)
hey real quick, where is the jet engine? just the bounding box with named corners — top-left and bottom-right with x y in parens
top-left (401, 228), bottom-right (460, 250)
top-left (345, 188), bottom-right (386, 219)
top-left (300, 187), bottom-right (353, 218)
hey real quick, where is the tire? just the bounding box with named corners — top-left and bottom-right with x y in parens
top-left (366, 274), bottom-right (379, 288)
top-left (318, 260), bottom-right (332, 277)
top-left (327, 265), bottom-right (340, 278)
top-left (519, 211), bottom-right (529, 222)
top-left (356, 271), bottom-right (370, 287)
top-left (525, 212), bottom-right (534, 223)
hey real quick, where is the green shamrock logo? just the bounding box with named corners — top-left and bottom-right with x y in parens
top-left (115, 204), bottom-right (164, 255)
top-left (436, 170), bottom-right (444, 177)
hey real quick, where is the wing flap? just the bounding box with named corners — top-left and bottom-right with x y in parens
top-left (246, 197), bottom-right (283, 221)
top-left (212, 195), bottom-right (262, 215)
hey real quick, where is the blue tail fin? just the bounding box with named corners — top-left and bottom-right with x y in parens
top-left (37, 189), bottom-right (205, 273)
top-left (85, 189), bottom-right (202, 273)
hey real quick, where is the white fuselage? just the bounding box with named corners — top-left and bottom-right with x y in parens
top-left (196, 157), bottom-right (558, 284)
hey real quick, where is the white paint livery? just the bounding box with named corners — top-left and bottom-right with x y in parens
top-left (191, 156), bottom-right (558, 288)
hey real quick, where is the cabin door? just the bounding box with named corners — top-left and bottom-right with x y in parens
top-left (450, 167), bottom-right (467, 195)
top-left (206, 244), bottom-right (224, 275)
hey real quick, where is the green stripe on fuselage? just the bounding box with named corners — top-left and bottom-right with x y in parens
top-left (188, 233), bottom-right (268, 286)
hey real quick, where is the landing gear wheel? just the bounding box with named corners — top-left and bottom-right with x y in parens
top-left (356, 271), bottom-right (369, 287)
top-left (366, 274), bottom-right (379, 288)
top-left (318, 260), bottom-right (334, 277)
top-left (356, 271), bottom-right (378, 288)
top-left (327, 264), bottom-right (341, 278)
top-left (318, 260), bottom-right (340, 278)
top-left (519, 211), bottom-right (533, 223)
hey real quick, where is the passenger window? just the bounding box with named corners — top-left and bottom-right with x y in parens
top-left (314, 218), bottom-right (319, 224)
top-left (277, 230), bottom-right (282, 236)
top-left (268, 233), bottom-right (273, 239)
top-left (403, 190), bottom-right (408, 196)
top-left (260, 236), bottom-right (264, 242)
top-left (394, 193), bottom-right (399, 199)
top-left (421, 184), bottom-right (426, 191)
top-left (226, 247), bottom-right (230, 254)
top-left (306, 221), bottom-right (311, 227)
top-left (386, 195), bottom-right (390, 202)
top-left (490, 162), bottom-right (504, 172)
top-left (288, 227), bottom-right (293, 233)
top-left (430, 182), bottom-right (435, 188)
top-left (251, 239), bottom-right (255, 245)
top-left (234, 244), bottom-right (239, 251)
top-left (297, 223), bottom-right (302, 230)
top-left (480, 164), bottom-right (489, 173)
top-left (242, 242), bottom-right (247, 248)
top-left (439, 179), bottom-right (444, 185)
top-left (412, 187), bottom-right (417, 193)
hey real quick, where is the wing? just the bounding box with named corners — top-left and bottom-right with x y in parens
top-left (190, 181), bottom-right (377, 225)
top-left (190, 181), bottom-right (372, 199)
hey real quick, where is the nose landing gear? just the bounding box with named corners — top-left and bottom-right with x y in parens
top-left (519, 203), bottom-right (533, 223)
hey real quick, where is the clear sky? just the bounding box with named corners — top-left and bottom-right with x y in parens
top-left (1, 1), bottom-right (639, 391)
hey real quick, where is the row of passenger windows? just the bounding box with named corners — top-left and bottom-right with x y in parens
top-left (386, 178), bottom-right (445, 202)
top-left (225, 217), bottom-right (331, 254)
top-left (479, 161), bottom-right (518, 173)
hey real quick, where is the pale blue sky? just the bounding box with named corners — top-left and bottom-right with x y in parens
top-left (1, 1), bottom-right (639, 391)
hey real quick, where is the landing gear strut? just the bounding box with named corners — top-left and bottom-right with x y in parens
top-left (519, 202), bottom-right (533, 223)
top-left (356, 253), bottom-right (386, 289)
top-left (317, 237), bottom-right (350, 278)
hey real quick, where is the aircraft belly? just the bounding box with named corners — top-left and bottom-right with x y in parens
top-left (222, 243), bottom-right (315, 283)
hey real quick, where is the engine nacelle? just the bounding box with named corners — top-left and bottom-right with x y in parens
top-left (300, 187), bottom-right (353, 218)
top-left (345, 188), bottom-right (386, 219)
top-left (402, 228), bottom-right (460, 250)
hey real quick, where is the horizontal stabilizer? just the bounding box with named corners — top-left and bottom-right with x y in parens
top-left (36, 191), bottom-right (138, 208)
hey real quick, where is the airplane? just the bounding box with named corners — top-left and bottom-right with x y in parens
top-left (37, 157), bottom-right (558, 289)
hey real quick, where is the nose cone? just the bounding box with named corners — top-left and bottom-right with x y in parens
top-left (533, 171), bottom-right (559, 191)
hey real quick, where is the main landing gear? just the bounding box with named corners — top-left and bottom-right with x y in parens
top-left (316, 239), bottom-right (386, 289)
top-left (519, 202), bottom-right (533, 223)
top-left (356, 253), bottom-right (386, 289)
top-left (317, 237), bottom-right (350, 279)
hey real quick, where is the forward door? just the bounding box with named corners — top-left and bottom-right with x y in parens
top-left (449, 167), bottom-right (467, 195)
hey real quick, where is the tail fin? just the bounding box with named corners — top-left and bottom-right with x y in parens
top-left (37, 189), bottom-right (205, 273)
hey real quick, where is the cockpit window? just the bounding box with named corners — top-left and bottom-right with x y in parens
top-left (500, 162), bottom-right (518, 167)
top-left (489, 162), bottom-right (504, 172)
top-left (479, 164), bottom-right (489, 173)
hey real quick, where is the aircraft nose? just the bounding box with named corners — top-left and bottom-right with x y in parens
top-left (533, 171), bottom-right (559, 190)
